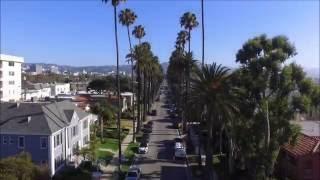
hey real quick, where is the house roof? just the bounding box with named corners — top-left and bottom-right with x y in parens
top-left (283, 134), bottom-right (320, 157)
top-left (0, 101), bottom-right (90, 135)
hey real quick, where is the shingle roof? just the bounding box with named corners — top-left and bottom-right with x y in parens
top-left (0, 101), bottom-right (90, 135)
top-left (283, 134), bottom-right (320, 157)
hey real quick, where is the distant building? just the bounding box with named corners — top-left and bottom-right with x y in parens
top-left (29, 64), bottom-right (43, 75)
top-left (0, 54), bottom-right (24, 102)
top-left (22, 82), bottom-right (51, 101)
top-left (70, 81), bottom-right (89, 92)
top-left (0, 101), bottom-right (98, 176)
top-left (50, 83), bottom-right (71, 96)
top-left (121, 92), bottom-right (134, 107)
top-left (50, 66), bottom-right (59, 74)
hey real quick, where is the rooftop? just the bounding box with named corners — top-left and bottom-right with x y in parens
top-left (283, 134), bottom-right (320, 157)
top-left (0, 101), bottom-right (89, 135)
top-left (0, 54), bottom-right (24, 63)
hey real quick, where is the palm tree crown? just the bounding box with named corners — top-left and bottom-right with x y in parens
top-left (119, 8), bottom-right (137, 26)
top-left (180, 12), bottom-right (199, 31)
top-left (132, 25), bottom-right (146, 41)
top-left (102, 0), bottom-right (126, 6)
top-left (175, 30), bottom-right (189, 50)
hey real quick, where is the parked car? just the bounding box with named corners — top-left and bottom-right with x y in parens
top-left (174, 142), bottom-right (183, 149)
top-left (125, 166), bottom-right (141, 180)
top-left (151, 109), bottom-right (157, 116)
top-left (174, 138), bottom-right (183, 143)
top-left (138, 142), bottom-right (149, 154)
top-left (174, 148), bottom-right (186, 160)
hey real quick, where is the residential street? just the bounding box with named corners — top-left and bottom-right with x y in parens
top-left (135, 92), bottom-right (190, 180)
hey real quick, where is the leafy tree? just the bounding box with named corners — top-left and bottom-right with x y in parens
top-left (87, 79), bottom-right (110, 94)
top-left (0, 152), bottom-right (49, 180)
top-left (233, 35), bottom-right (307, 179)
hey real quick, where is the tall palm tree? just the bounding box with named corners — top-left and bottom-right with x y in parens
top-left (132, 25), bottom-right (146, 131)
top-left (180, 12), bottom-right (199, 132)
top-left (119, 8), bottom-right (137, 142)
top-left (175, 30), bottom-right (189, 53)
top-left (201, 0), bottom-right (205, 66)
top-left (189, 63), bottom-right (239, 179)
top-left (180, 12), bottom-right (199, 53)
top-left (102, 0), bottom-right (125, 173)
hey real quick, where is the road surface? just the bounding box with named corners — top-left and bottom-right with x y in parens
top-left (135, 92), bottom-right (189, 180)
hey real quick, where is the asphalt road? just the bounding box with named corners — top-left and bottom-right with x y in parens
top-left (135, 92), bottom-right (189, 180)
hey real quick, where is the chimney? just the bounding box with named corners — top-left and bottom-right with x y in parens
top-left (27, 116), bottom-right (31, 123)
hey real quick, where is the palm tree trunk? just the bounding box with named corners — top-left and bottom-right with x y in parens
top-left (143, 71), bottom-right (147, 122)
top-left (137, 66), bottom-right (141, 132)
top-left (201, 0), bottom-right (205, 66)
top-left (206, 117), bottom-right (214, 180)
top-left (127, 26), bottom-right (135, 143)
top-left (100, 116), bottom-right (104, 142)
top-left (113, 5), bottom-right (121, 172)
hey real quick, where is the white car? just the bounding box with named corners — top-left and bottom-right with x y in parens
top-left (174, 142), bottom-right (183, 150)
top-left (138, 142), bottom-right (149, 154)
top-left (125, 166), bottom-right (141, 180)
top-left (174, 148), bottom-right (186, 159)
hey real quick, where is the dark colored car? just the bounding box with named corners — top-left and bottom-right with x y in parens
top-left (151, 109), bottom-right (157, 116)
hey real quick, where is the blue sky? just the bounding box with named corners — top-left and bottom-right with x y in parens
top-left (1, 0), bottom-right (319, 68)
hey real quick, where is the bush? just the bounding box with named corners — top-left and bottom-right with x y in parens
top-left (121, 111), bottom-right (132, 119)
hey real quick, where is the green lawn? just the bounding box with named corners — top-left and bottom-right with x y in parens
top-left (116, 142), bottom-right (139, 180)
top-left (97, 138), bottom-right (119, 152)
top-left (96, 150), bottom-right (114, 165)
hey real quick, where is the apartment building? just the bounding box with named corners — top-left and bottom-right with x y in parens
top-left (0, 101), bottom-right (98, 176)
top-left (0, 54), bottom-right (24, 102)
top-left (50, 83), bottom-right (71, 96)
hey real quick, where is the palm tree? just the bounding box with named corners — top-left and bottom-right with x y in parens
top-left (180, 12), bottom-right (199, 53)
top-left (132, 25), bottom-right (146, 131)
top-left (180, 12), bottom-right (199, 132)
top-left (189, 63), bottom-right (239, 179)
top-left (175, 30), bottom-right (189, 53)
top-left (119, 8), bottom-right (137, 142)
top-left (201, 0), bottom-right (205, 66)
top-left (102, 0), bottom-right (125, 173)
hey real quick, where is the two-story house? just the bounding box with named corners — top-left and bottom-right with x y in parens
top-left (0, 101), bottom-right (97, 176)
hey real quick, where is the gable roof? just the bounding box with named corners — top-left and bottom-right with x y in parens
top-left (0, 101), bottom-right (90, 135)
top-left (283, 134), bottom-right (320, 157)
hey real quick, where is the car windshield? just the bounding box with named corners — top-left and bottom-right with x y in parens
top-left (127, 171), bottom-right (138, 177)
top-left (140, 143), bottom-right (147, 147)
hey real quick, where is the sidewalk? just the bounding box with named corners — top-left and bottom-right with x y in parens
top-left (99, 128), bottom-right (133, 180)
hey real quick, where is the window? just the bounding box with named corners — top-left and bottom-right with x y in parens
top-left (9, 62), bottom-right (14, 66)
top-left (9, 136), bottom-right (14, 144)
top-left (18, 136), bottom-right (25, 148)
top-left (54, 133), bottom-right (61, 148)
top-left (83, 135), bottom-right (89, 145)
top-left (8, 81), bottom-right (15, 85)
top-left (72, 126), bottom-right (78, 137)
top-left (3, 136), bottom-right (7, 144)
top-left (83, 120), bottom-right (88, 130)
top-left (9, 71), bottom-right (15, 76)
top-left (40, 137), bottom-right (47, 149)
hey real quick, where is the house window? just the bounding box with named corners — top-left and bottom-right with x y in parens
top-left (9, 71), bottom-right (15, 76)
top-left (55, 133), bottom-right (61, 148)
top-left (9, 62), bottom-right (14, 66)
top-left (83, 135), bottom-right (89, 145)
top-left (9, 136), bottom-right (14, 144)
top-left (8, 81), bottom-right (15, 85)
top-left (18, 136), bottom-right (25, 149)
top-left (83, 120), bottom-right (88, 130)
top-left (72, 126), bottom-right (78, 137)
top-left (3, 136), bottom-right (8, 144)
top-left (40, 137), bottom-right (47, 149)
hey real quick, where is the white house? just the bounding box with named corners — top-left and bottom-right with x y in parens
top-left (121, 92), bottom-right (134, 107)
top-left (22, 82), bottom-right (51, 101)
top-left (0, 54), bottom-right (24, 102)
top-left (50, 83), bottom-right (71, 96)
top-left (0, 101), bottom-right (98, 176)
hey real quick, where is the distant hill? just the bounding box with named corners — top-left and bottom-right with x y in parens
top-left (23, 62), bottom-right (169, 74)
